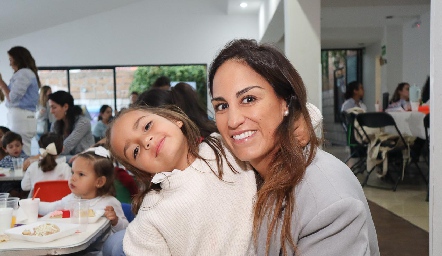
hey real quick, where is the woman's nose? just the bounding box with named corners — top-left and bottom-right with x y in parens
top-left (227, 108), bottom-right (245, 129)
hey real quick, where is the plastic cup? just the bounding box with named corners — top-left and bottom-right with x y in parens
top-left (19, 198), bottom-right (40, 223)
top-left (12, 157), bottom-right (24, 171)
top-left (0, 208), bottom-right (13, 234)
top-left (410, 101), bottom-right (419, 111)
top-left (7, 197), bottom-right (19, 228)
top-left (69, 199), bottom-right (89, 232)
top-left (0, 193), bottom-right (9, 199)
top-left (374, 103), bottom-right (380, 112)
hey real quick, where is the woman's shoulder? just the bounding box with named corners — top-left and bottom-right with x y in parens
top-left (15, 68), bottom-right (35, 76)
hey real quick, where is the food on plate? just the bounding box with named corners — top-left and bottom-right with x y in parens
top-left (88, 209), bottom-right (95, 217)
top-left (0, 234), bottom-right (9, 242)
top-left (22, 223), bottom-right (60, 236)
top-left (49, 210), bottom-right (63, 218)
top-left (79, 209), bottom-right (96, 217)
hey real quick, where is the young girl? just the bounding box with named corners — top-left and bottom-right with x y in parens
top-left (38, 147), bottom-right (129, 235)
top-left (107, 105), bottom-right (257, 255)
top-left (21, 133), bottom-right (71, 197)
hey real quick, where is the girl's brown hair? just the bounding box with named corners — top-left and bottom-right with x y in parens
top-left (38, 133), bottom-right (63, 172)
top-left (208, 39), bottom-right (319, 255)
top-left (39, 85), bottom-right (52, 107)
top-left (75, 151), bottom-right (116, 197)
top-left (106, 105), bottom-right (235, 214)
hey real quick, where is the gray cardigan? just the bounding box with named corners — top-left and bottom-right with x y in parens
top-left (256, 149), bottom-right (379, 256)
top-left (51, 115), bottom-right (94, 155)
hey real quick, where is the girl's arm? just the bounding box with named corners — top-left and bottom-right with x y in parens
top-left (20, 163), bottom-right (34, 191)
top-left (38, 194), bottom-right (73, 216)
top-left (106, 199), bottom-right (129, 233)
top-left (62, 117), bottom-right (92, 154)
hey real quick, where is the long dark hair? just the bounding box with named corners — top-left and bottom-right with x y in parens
top-left (136, 84), bottom-right (218, 138)
top-left (8, 46), bottom-right (41, 88)
top-left (208, 39), bottom-right (319, 255)
top-left (48, 91), bottom-right (83, 138)
top-left (390, 82), bottom-right (409, 103)
top-left (106, 105), bottom-right (234, 214)
top-left (344, 81), bottom-right (361, 100)
top-left (98, 105), bottom-right (112, 121)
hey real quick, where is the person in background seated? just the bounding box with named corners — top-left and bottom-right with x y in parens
top-left (129, 91), bottom-right (138, 107)
top-left (0, 126), bottom-right (11, 160)
top-left (152, 76), bottom-right (171, 90)
top-left (21, 133), bottom-right (71, 197)
top-left (0, 131), bottom-right (29, 197)
top-left (48, 91), bottom-right (94, 157)
top-left (93, 105), bottom-right (113, 142)
top-left (36, 85), bottom-right (54, 138)
top-left (0, 46), bottom-right (41, 155)
top-left (341, 81), bottom-right (367, 112)
top-left (386, 82), bottom-right (411, 111)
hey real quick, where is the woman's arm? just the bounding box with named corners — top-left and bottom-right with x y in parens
top-left (0, 73), bottom-right (10, 100)
top-left (62, 117), bottom-right (92, 154)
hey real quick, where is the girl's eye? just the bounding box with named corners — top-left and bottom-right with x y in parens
top-left (241, 95), bottom-right (256, 104)
top-left (144, 121), bottom-right (152, 131)
top-left (79, 173), bottom-right (84, 176)
top-left (214, 103), bottom-right (228, 112)
top-left (133, 146), bottom-right (139, 160)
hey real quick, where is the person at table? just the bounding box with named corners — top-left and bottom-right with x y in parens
top-left (48, 91), bottom-right (94, 157)
top-left (36, 85), bottom-right (54, 139)
top-left (0, 126), bottom-right (10, 161)
top-left (341, 81), bottom-right (367, 112)
top-left (93, 105), bottom-right (113, 141)
top-left (21, 133), bottom-right (71, 197)
top-left (0, 46), bottom-right (41, 155)
top-left (209, 39), bottom-right (379, 255)
top-left (386, 82), bottom-right (411, 111)
top-left (39, 147), bottom-right (129, 252)
top-left (0, 131), bottom-right (29, 197)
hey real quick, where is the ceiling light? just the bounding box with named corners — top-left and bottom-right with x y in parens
top-left (240, 2), bottom-right (248, 8)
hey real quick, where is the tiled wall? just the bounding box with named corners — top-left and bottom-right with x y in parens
top-left (322, 89), bottom-right (346, 146)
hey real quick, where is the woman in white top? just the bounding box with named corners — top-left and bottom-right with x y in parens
top-left (21, 133), bottom-right (71, 197)
top-left (341, 81), bottom-right (367, 112)
top-left (36, 85), bottom-right (54, 138)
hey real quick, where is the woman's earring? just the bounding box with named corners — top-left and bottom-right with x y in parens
top-left (283, 110), bottom-right (289, 116)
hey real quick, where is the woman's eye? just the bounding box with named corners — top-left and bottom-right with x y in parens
top-left (215, 103), bottom-right (228, 111)
top-left (133, 147), bottom-right (139, 160)
top-left (144, 121), bottom-right (152, 131)
top-left (241, 96), bottom-right (256, 104)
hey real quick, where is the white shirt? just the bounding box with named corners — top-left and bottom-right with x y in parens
top-left (21, 156), bottom-right (71, 197)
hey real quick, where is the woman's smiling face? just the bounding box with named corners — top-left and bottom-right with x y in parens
top-left (211, 60), bottom-right (287, 173)
top-left (110, 109), bottom-right (190, 174)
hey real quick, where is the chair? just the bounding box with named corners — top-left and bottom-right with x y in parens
top-left (340, 111), bottom-right (367, 174)
top-left (121, 202), bottom-right (135, 222)
top-left (356, 112), bottom-right (414, 191)
top-left (33, 180), bottom-right (71, 202)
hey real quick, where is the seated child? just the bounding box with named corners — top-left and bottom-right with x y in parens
top-left (0, 126), bottom-right (10, 161)
top-left (107, 105), bottom-right (257, 255)
top-left (0, 131), bottom-right (29, 169)
top-left (38, 147), bottom-right (129, 252)
top-left (21, 133), bottom-right (71, 197)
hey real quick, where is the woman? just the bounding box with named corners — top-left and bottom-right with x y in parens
top-left (48, 90), bottom-right (94, 157)
top-left (341, 81), bottom-right (367, 112)
top-left (36, 85), bottom-right (54, 138)
top-left (387, 82), bottom-right (411, 111)
top-left (209, 39), bottom-right (379, 255)
top-left (0, 46), bottom-right (41, 155)
top-left (93, 105), bottom-right (113, 141)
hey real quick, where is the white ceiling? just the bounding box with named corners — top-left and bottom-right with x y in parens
top-left (0, 0), bottom-right (431, 49)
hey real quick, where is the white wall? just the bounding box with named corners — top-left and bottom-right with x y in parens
top-left (403, 10), bottom-right (431, 89)
top-left (0, 0), bottom-right (259, 126)
top-left (363, 42), bottom-right (381, 112)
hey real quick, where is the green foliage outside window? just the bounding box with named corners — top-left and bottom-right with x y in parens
top-left (129, 65), bottom-right (207, 106)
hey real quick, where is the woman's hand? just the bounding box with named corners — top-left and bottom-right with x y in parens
top-left (105, 205), bottom-right (118, 226)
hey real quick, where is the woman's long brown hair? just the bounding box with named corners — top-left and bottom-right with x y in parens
top-left (209, 39), bottom-right (320, 255)
top-left (106, 105), bottom-right (236, 214)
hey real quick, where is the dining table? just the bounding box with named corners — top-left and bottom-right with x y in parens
top-left (0, 168), bottom-right (24, 181)
top-left (0, 217), bottom-right (111, 255)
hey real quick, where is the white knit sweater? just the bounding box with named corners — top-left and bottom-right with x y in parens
top-left (123, 137), bottom-right (257, 256)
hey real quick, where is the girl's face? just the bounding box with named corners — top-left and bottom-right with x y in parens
top-left (70, 157), bottom-right (105, 199)
top-left (110, 110), bottom-right (190, 174)
top-left (49, 100), bottom-right (69, 120)
top-left (101, 107), bottom-right (113, 122)
top-left (211, 60), bottom-right (287, 174)
top-left (400, 84), bottom-right (410, 100)
top-left (8, 55), bottom-right (18, 72)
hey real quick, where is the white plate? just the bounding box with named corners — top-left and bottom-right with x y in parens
top-left (40, 209), bottom-right (105, 223)
top-left (4, 221), bottom-right (78, 243)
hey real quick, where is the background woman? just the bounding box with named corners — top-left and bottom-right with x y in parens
top-left (387, 82), bottom-right (411, 111)
top-left (0, 46), bottom-right (41, 155)
top-left (48, 90), bottom-right (94, 157)
top-left (36, 85), bottom-right (54, 138)
top-left (93, 104), bottom-right (113, 141)
top-left (341, 81), bottom-right (367, 112)
top-left (209, 39), bottom-right (379, 256)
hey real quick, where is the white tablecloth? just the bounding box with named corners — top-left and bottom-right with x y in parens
top-left (387, 111), bottom-right (427, 139)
